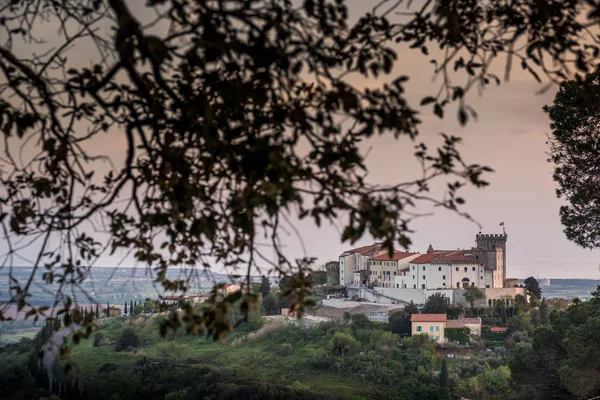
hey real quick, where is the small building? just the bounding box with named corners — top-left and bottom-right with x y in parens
top-left (446, 317), bottom-right (482, 338)
top-left (353, 270), bottom-right (369, 286)
top-left (411, 313), bottom-right (447, 342)
top-left (504, 278), bottom-right (520, 288)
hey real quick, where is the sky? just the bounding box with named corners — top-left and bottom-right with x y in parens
top-left (2, 1), bottom-right (600, 280)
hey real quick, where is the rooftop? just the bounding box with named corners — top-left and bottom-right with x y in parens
top-left (340, 242), bottom-right (384, 257)
top-left (371, 251), bottom-right (418, 261)
top-left (411, 313), bottom-right (447, 322)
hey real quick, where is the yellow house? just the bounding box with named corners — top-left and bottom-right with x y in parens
top-left (411, 314), bottom-right (447, 342)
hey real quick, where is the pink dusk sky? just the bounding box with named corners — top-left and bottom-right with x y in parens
top-left (3, 1), bottom-right (600, 280)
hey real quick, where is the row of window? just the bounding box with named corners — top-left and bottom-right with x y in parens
top-left (415, 325), bottom-right (440, 332)
top-left (413, 265), bottom-right (481, 272)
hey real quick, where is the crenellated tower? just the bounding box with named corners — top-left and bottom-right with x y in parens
top-left (473, 233), bottom-right (507, 288)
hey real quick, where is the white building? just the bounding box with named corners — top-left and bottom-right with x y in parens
top-left (369, 251), bottom-right (420, 288)
top-left (341, 232), bottom-right (507, 290)
top-left (339, 243), bottom-right (387, 286)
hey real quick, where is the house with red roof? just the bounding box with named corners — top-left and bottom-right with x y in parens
top-left (411, 313), bottom-right (447, 342)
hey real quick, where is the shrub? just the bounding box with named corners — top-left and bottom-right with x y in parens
top-left (329, 332), bottom-right (359, 357)
top-left (165, 389), bottom-right (188, 400)
top-left (93, 332), bottom-right (106, 347)
top-left (276, 343), bottom-right (294, 356)
top-left (115, 328), bottom-right (139, 352)
top-left (155, 342), bottom-right (188, 365)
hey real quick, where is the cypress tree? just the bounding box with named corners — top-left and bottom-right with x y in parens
top-left (124, 301), bottom-right (128, 315)
top-left (130, 300), bottom-right (134, 315)
top-left (106, 302), bottom-right (110, 318)
top-left (95, 304), bottom-right (99, 319)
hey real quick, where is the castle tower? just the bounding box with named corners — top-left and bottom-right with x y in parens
top-left (473, 233), bottom-right (507, 288)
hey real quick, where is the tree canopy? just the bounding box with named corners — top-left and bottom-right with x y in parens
top-left (524, 277), bottom-right (542, 300)
top-left (463, 285), bottom-right (485, 309)
top-left (1, 0), bottom-right (599, 337)
top-left (423, 292), bottom-right (449, 314)
top-left (545, 72), bottom-right (600, 249)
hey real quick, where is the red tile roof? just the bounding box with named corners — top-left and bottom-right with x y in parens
top-left (489, 327), bottom-right (508, 332)
top-left (341, 243), bottom-right (384, 256)
top-left (411, 314), bottom-right (447, 322)
top-left (410, 249), bottom-right (478, 264)
top-left (371, 251), bottom-right (418, 261)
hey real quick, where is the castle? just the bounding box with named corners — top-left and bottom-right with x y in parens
top-left (339, 232), bottom-right (508, 290)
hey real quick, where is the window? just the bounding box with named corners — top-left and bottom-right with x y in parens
top-left (442, 275), bottom-right (446, 280)
top-left (486, 285), bottom-right (490, 288)
top-left (430, 326), bottom-right (434, 332)
top-left (396, 284), bottom-right (399, 288)
top-left (422, 275), bottom-right (425, 280)
top-left (438, 267), bottom-right (441, 271)
top-left (393, 271), bottom-right (396, 275)
top-left (435, 326), bottom-right (440, 332)
top-left (404, 284), bottom-right (407, 288)
top-left (422, 284), bottom-right (425, 289)
top-left (472, 267), bottom-right (476, 271)
top-left (417, 326), bottom-right (422, 332)
top-left (480, 276), bottom-right (483, 280)
top-left (414, 284), bottom-right (417, 288)
top-left (464, 267), bottom-right (467, 272)
top-left (413, 266), bottom-right (415, 270)
top-left (413, 275), bottom-right (415, 279)
top-left (430, 335), bottom-right (434, 340)
top-left (423, 266), bottom-right (426, 271)
top-left (443, 283), bottom-right (446, 287)
top-left (456, 283), bottom-right (460, 288)
top-left (435, 336), bottom-right (440, 341)
top-left (455, 267), bottom-right (458, 271)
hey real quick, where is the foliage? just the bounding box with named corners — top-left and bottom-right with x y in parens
top-left (404, 301), bottom-right (418, 315)
top-left (114, 328), bottom-right (139, 352)
top-left (93, 332), bottom-right (106, 347)
top-left (464, 286), bottom-right (485, 309)
top-left (545, 73), bottom-right (600, 249)
top-left (260, 275), bottom-right (272, 298)
top-left (3, 0), bottom-right (599, 337)
top-left (509, 286), bottom-right (600, 399)
top-left (423, 293), bottom-right (449, 314)
top-left (328, 332), bottom-right (359, 357)
top-left (98, 369), bottom-right (141, 400)
top-left (154, 342), bottom-right (189, 365)
top-left (262, 293), bottom-right (280, 316)
top-left (388, 309), bottom-right (411, 336)
top-left (514, 294), bottom-right (527, 311)
top-left (524, 277), bottom-right (542, 300)
top-left (446, 328), bottom-right (470, 345)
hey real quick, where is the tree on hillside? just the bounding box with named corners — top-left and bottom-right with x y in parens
top-left (404, 301), bottom-right (418, 315)
top-left (424, 293), bottom-right (449, 314)
top-left (115, 328), bottom-right (139, 352)
top-left (1, 0), bottom-right (600, 338)
top-left (524, 277), bottom-right (542, 300)
top-left (95, 304), bottom-right (99, 319)
top-left (464, 285), bottom-right (485, 309)
top-left (389, 309), bottom-right (411, 336)
top-left (545, 73), bottom-right (600, 249)
top-left (439, 358), bottom-right (449, 399)
top-left (260, 275), bottom-right (271, 298)
top-left (124, 302), bottom-right (128, 315)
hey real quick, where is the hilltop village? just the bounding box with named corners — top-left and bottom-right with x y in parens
top-left (326, 231), bottom-right (526, 308)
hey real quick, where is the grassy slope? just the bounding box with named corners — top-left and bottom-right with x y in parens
top-left (66, 318), bottom-right (379, 399)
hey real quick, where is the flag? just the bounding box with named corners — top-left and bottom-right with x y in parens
top-left (499, 222), bottom-right (504, 226)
